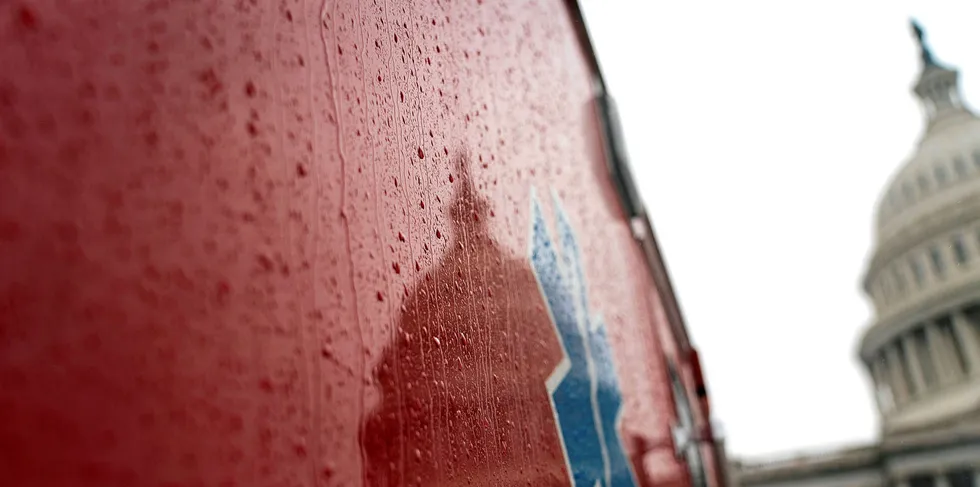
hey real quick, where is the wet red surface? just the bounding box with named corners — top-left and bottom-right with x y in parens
top-left (0, 1), bottom-right (704, 486)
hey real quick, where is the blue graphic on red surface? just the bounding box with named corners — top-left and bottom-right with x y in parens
top-left (528, 189), bottom-right (638, 487)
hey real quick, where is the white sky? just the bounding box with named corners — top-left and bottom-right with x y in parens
top-left (581, 0), bottom-right (980, 460)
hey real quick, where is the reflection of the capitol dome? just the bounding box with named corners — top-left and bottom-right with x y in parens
top-left (362, 156), bottom-right (569, 486)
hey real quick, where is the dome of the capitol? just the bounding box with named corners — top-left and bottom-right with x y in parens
top-left (733, 21), bottom-right (980, 487)
top-left (860, 20), bottom-right (980, 437)
top-left (873, 61), bottom-right (980, 244)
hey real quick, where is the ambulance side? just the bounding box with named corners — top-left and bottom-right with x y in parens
top-left (0, 1), bottom-right (722, 486)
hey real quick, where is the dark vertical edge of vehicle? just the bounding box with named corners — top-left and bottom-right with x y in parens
top-left (563, 2), bottom-right (728, 485)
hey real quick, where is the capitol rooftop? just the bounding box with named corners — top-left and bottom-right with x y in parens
top-left (734, 20), bottom-right (980, 487)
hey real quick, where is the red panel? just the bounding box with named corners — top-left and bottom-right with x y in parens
top-left (0, 1), bottom-right (698, 486)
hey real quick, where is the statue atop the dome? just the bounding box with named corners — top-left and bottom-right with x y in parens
top-left (911, 19), bottom-right (936, 66)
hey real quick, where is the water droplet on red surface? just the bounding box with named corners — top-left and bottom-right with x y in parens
top-left (256, 254), bottom-right (274, 272)
top-left (16, 5), bottom-right (39, 31)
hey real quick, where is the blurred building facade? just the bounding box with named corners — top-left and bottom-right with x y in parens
top-left (731, 22), bottom-right (980, 487)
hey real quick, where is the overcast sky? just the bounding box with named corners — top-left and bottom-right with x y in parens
top-left (580, 0), bottom-right (980, 460)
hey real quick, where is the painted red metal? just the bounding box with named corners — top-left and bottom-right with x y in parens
top-left (0, 1), bottom-right (722, 486)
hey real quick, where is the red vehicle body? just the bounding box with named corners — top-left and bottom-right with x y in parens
top-left (0, 1), bottom-right (725, 486)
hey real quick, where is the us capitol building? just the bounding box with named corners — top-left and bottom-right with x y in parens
top-left (731, 22), bottom-right (980, 487)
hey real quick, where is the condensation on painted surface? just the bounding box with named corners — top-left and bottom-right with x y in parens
top-left (0, 1), bottom-right (684, 486)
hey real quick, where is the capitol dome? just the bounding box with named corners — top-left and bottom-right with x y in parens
top-left (860, 21), bottom-right (980, 436)
top-left (734, 21), bottom-right (980, 487)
